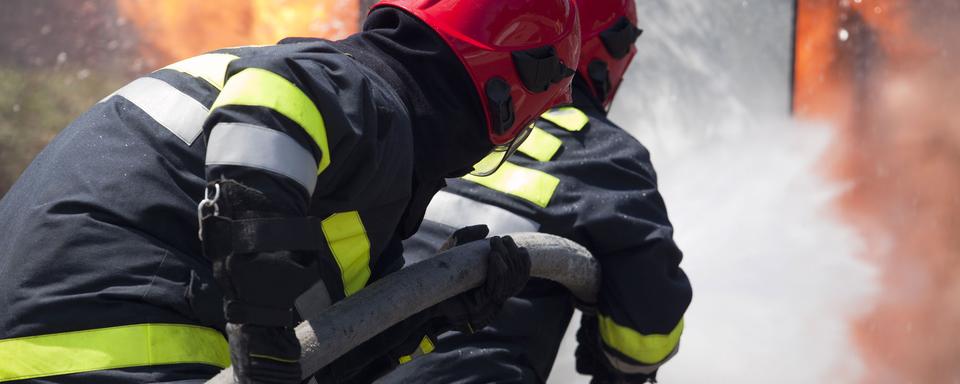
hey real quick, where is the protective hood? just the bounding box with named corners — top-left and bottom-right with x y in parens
top-left (572, 74), bottom-right (608, 117)
top-left (332, 7), bottom-right (492, 238)
top-left (333, 7), bottom-right (492, 180)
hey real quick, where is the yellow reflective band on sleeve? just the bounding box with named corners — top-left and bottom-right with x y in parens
top-left (162, 53), bottom-right (240, 90)
top-left (0, 323), bottom-right (229, 382)
top-left (541, 107), bottom-right (589, 132)
top-left (212, 67), bottom-right (331, 174)
top-left (517, 126), bottom-right (562, 162)
top-left (321, 211), bottom-right (371, 297)
top-left (463, 162), bottom-right (560, 208)
top-left (398, 336), bottom-right (435, 365)
top-left (598, 316), bottom-right (684, 365)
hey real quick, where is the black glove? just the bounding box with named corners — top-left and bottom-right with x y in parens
top-left (435, 234), bottom-right (531, 333)
top-left (310, 227), bottom-right (530, 383)
top-left (201, 180), bottom-right (322, 384)
top-left (576, 314), bottom-right (658, 384)
top-left (226, 324), bottom-right (302, 383)
top-left (438, 224), bottom-right (490, 252)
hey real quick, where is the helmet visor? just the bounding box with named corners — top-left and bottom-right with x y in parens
top-left (469, 121), bottom-right (534, 177)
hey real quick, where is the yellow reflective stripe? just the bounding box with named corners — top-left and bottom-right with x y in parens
top-left (162, 53), bottom-right (239, 90)
top-left (419, 335), bottom-right (435, 354)
top-left (517, 126), bottom-right (562, 162)
top-left (321, 211), bottom-right (371, 296)
top-left (598, 316), bottom-right (684, 365)
top-left (212, 67), bottom-right (331, 174)
top-left (463, 162), bottom-right (560, 208)
top-left (0, 323), bottom-right (229, 382)
top-left (398, 336), bottom-right (435, 365)
top-left (541, 107), bottom-right (589, 132)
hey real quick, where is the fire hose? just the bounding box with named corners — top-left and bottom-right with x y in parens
top-left (206, 232), bottom-right (599, 383)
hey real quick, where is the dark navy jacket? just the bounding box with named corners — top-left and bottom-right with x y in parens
top-left (0, 41), bottom-right (412, 344)
top-left (405, 85), bottom-right (692, 369)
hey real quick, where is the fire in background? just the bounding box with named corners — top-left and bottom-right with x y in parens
top-left (0, 0), bottom-right (363, 194)
top-left (116, 0), bottom-right (360, 64)
top-left (795, 0), bottom-right (960, 382)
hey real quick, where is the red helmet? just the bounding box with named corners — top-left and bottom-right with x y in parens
top-left (372, 0), bottom-right (581, 148)
top-left (578, 0), bottom-right (642, 109)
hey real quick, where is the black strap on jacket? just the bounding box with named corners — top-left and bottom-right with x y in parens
top-left (202, 216), bottom-right (328, 256)
top-left (202, 215), bottom-right (328, 327)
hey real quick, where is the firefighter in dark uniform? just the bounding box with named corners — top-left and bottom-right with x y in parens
top-left (0, 0), bottom-right (582, 382)
top-left (379, 0), bottom-right (692, 383)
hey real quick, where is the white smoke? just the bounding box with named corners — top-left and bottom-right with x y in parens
top-left (549, 116), bottom-right (877, 383)
top-left (549, 0), bottom-right (878, 382)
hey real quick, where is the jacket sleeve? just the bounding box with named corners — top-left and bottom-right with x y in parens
top-left (418, 105), bottom-right (692, 371)
top-left (202, 42), bottom-right (408, 302)
top-left (545, 117), bottom-right (691, 371)
top-left (203, 42), bottom-right (384, 215)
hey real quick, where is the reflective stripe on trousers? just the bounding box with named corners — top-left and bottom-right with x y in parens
top-left (0, 323), bottom-right (229, 382)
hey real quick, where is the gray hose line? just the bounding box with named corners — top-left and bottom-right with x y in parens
top-left (206, 232), bottom-right (598, 383)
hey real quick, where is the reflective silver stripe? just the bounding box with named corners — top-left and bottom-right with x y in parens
top-left (424, 191), bottom-right (539, 236)
top-left (206, 122), bottom-right (319, 195)
top-left (112, 77), bottom-right (208, 145)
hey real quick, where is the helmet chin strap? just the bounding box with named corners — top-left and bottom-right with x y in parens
top-left (588, 60), bottom-right (612, 103)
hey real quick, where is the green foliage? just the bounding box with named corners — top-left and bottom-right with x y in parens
top-left (0, 66), bottom-right (127, 194)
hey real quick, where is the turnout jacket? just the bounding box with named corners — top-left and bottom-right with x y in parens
top-left (406, 85), bottom-right (692, 370)
top-left (0, 24), bottom-right (470, 381)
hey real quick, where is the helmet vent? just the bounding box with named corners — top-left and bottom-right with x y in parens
top-left (600, 17), bottom-right (643, 59)
top-left (512, 46), bottom-right (576, 93)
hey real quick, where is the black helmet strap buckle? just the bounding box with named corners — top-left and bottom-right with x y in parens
top-left (485, 77), bottom-right (516, 136)
top-left (588, 59), bottom-right (611, 102)
top-left (600, 17), bottom-right (643, 59)
top-left (512, 46), bottom-right (575, 93)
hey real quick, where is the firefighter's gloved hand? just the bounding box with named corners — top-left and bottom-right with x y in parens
top-left (438, 224), bottom-right (489, 252)
top-left (435, 235), bottom-right (531, 333)
top-left (201, 180), bottom-right (321, 383)
top-left (226, 323), bottom-right (302, 383)
top-left (576, 314), bottom-right (659, 384)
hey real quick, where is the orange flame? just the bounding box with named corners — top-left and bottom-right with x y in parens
top-left (115, 0), bottom-right (360, 64)
top-left (795, 0), bottom-right (960, 381)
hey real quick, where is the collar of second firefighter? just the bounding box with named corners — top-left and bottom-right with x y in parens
top-left (333, 7), bottom-right (492, 181)
top-left (572, 75), bottom-right (608, 118)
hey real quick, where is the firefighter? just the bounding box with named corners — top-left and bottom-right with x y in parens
top-left (379, 0), bottom-right (692, 383)
top-left (0, 0), bottom-right (581, 382)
